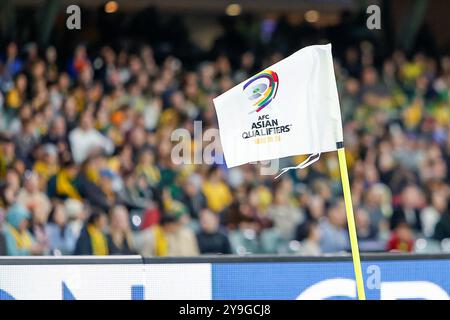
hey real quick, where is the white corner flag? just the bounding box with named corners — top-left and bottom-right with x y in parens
top-left (213, 44), bottom-right (367, 300)
top-left (213, 44), bottom-right (343, 176)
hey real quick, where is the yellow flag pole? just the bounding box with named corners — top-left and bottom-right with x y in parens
top-left (336, 142), bottom-right (366, 300)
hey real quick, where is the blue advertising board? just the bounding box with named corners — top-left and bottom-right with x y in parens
top-left (212, 259), bottom-right (450, 300)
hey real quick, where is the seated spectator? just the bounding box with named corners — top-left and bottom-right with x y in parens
top-left (3, 204), bottom-right (44, 255)
top-left (3, 42), bottom-right (23, 77)
top-left (16, 170), bottom-right (51, 218)
top-left (46, 201), bottom-right (77, 255)
top-left (69, 110), bottom-right (114, 164)
top-left (433, 209), bottom-right (450, 241)
top-left (47, 159), bottom-right (81, 201)
top-left (74, 210), bottom-right (109, 255)
top-left (355, 207), bottom-right (378, 240)
top-left (179, 173), bottom-right (206, 220)
top-left (118, 171), bottom-right (152, 211)
top-left (165, 213), bottom-right (200, 257)
top-left (14, 118), bottom-right (38, 162)
top-left (107, 205), bottom-right (136, 255)
top-left (387, 221), bottom-right (414, 252)
top-left (17, 171), bottom-right (52, 255)
top-left (136, 215), bottom-right (177, 257)
top-left (422, 191), bottom-right (448, 239)
top-left (0, 135), bottom-right (15, 180)
top-left (136, 147), bottom-right (161, 188)
top-left (0, 232), bottom-right (6, 255)
top-left (268, 185), bottom-right (304, 241)
top-left (296, 221), bottom-right (321, 256)
top-left (64, 198), bottom-right (86, 240)
top-left (295, 194), bottom-right (325, 241)
top-left (228, 217), bottom-right (261, 254)
top-left (40, 116), bottom-right (69, 147)
top-left (32, 144), bottom-right (60, 190)
top-left (137, 214), bottom-right (199, 257)
top-left (196, 208), bottom-right (231, 254)
top-left (363, 184), bottom-right (391, 234)
top-left (390, 185), bottom-right (424, 233)
top-left (0, 168), bottom-right (21, 211)
top-left (76, 156), bottom-right (112, 212)
top-left (139, 203), bottom-right (162, 230)
top-left (0, 209), bottom-right (7, 255)
top-left (319, 200), bottom-right (350, 253)
top-left (202, 166), bottom-right (233, 214)
top-left (28, 202), bottom-right (51, 256)
top-left (98, 168), bottom-right (117, 206)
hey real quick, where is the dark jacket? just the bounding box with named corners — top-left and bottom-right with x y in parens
top-left (390, 207), bottom-right (422, 232)
top-left (73, 226), bottom-right (93, 255)
top-left (106, 234), bottom-right (136, 255)
top-left (0, 232), bottom-right (7, 256)
top-left (433, 213), bottom-right (450, 241)
top-left (76, 173), bottom-right (111, 212)
top-left (179, 191), bottom-right (206, 220)
top-left (196, 230), bottom-right (232, 254)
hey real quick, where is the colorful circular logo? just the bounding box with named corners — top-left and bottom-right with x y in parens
top-left (243, 70), bottom-right (279, 113)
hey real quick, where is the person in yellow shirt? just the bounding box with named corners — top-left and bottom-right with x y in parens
top-left (202, 166), bottom-right (233, 214)
top-left (6, 73), bottom-right (27, 111)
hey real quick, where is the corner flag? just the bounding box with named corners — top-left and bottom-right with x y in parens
top-left (213, 44), bottom-right (342, 172)
top-left (213, 44), bottom-right (366, 300)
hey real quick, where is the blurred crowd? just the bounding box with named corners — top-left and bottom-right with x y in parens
top-left (0, 32), bottom-right (449, 257)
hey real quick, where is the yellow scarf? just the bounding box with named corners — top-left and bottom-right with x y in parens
top-left (86, 167), bottom-right (100, 184)
top-left (8, 225), bottom-right (32, 251)
top-left (87, 224), bottom-right (108, 255)
top-left (153, 225), bottom-right (168, 257)
top-left (137, 165), bottom-right (161, 185)
top-left (56, 170), bottom-right (82, 200)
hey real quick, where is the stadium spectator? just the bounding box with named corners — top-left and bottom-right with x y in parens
top-left (165, 213), bottom-right (200, 256)
top-left (267, 180), bottom-right (304, 240)
top-left (433, 202), bottom-right (450, 241)
top-left (387, 222), bottom-right (415, 252)
top-left (45, 201), bottom-right (77, 255)
top-left (16, 170), bottom-right (52, 218)
top-left (64, 199), bottom-right (86, 240)
top-left (107, 205), bottom-right (136, 255)
top-left (296, 221), bottom-right (321, 256)
top-left (196, 208), bottom-right (232, 254)
top-left (319, 200), bottom-right (350, 253)
top-left (46, 159), bottom-right (80, 201)
top-left (137, 214), bottom-right (199, 257)
top-left (136, 215), bottom-right (178, 257)
top-left (68, 110), bottom-right (114, 164)
top-left (75, 155), bottom-right (113, 212)
top-left (295, 194), bottom-right (325, 242)
top-left (0, 208), bottom-right (7, 255)
top-left (390, 185), bottom-right (425, 233)
top-left (2, 42), bottom-right (23, 78)
top-left (355, 207), bottom-right (378, 241)
top-left (202, 166), bottom-right (233, 214)
top-left (74, 210), bottom-right (109, 255)
top-left (3, 204), bottom-right (44, 255)
top-left (421, 190), bottom-right (448, 238)
top-left (179, 173), bottom-right (206, 220)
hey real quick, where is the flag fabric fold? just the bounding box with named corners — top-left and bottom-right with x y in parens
top-left (213, 44), bottom-right (343, 175)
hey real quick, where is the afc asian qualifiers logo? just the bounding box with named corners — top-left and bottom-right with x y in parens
top-left (243, 70), bottom-right (279, 114)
